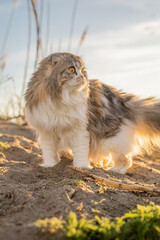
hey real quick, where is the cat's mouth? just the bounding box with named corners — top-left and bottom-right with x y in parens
top-left (76, 76), bottom-right (86, 86)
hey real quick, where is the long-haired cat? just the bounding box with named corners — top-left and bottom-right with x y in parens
top-left (25, 52), bottom-right (160, 174)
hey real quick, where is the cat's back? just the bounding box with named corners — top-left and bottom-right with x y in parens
top-left (88, 79), bottom-right (135, 138)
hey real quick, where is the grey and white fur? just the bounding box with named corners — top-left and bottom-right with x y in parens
top-left (25, 52), bottom-right (160, 174)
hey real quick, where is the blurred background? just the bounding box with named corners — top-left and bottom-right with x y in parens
top-left (0, 0), bottom-right (160, 120)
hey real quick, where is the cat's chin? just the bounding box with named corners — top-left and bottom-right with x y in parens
top-left (75, 82), bottom-right (87, 92)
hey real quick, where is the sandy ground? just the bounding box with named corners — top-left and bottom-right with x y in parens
top-left (0, 120), bottom-right (159, 240)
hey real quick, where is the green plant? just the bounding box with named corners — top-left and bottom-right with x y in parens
top-left (0, 142), bottom-right (10, 150)
top-left (119, 202), bottom-right (160, 240)
top-left (34, 202), bottom-right (160, 240)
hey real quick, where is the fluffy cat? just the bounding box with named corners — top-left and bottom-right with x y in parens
top-left (25, 52), bottom-right (160, 174)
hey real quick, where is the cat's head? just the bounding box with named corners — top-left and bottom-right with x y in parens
top-left (25, 52), bottom-right (89, 108)
top-left (42, 52), bottom-right (89, 98)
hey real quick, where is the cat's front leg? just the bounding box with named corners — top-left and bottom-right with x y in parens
top-left (71, 127), bottom-right (90, 168)
top-left (38, 132), bottom-right (59, 167)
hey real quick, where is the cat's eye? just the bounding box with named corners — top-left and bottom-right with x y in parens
top-left (69, 66), bottom-right (76, 74)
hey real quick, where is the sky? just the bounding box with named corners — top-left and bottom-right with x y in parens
top-left (0, 0), bottom-right (160, 114)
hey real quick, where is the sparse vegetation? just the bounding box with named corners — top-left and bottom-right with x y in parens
top-left (0, 141), bottom-right (10, 150)
top-left (35, 202), bottom-right (160, 240)
top-left (66, 180), bottom-right (85, 187)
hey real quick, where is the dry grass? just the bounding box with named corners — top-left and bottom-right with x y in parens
top-left (0, 0), bottom-right (88, 120)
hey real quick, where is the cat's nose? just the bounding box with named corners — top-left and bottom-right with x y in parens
top-left (77, 73), bottom-right (84, 79)
top-left (77, 75), bottom-right (84, 82)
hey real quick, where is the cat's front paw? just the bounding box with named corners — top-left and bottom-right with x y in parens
top-left (39, 162), bottom-right (58, 168)
top-left (73, 161), bottom-right (91, 169)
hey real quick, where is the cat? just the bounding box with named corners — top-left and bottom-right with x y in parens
top-left (25, 52), bottom-right (160, 174)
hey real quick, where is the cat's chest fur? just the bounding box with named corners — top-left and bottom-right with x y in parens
top-left (26, 94), bottom-right (88, 133)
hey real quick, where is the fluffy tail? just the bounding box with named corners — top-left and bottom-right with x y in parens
top-left (128, 97), bottom-right (160, 140)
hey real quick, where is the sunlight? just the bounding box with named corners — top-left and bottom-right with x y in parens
top-left (96, 152), bottom-right (133, 170)
top-left (0, 166), bottom-right (9, 175)
top-left (125, 153), bottom-right (133, 168)
top-left (0, 158), bottom-right (26, 165)
top-left (135, 134), bottom-right (160, 156)
top-left (134, 160), bottom-right (160, 174)
top-left (99, 153), bottom-right (112, 168)
top-left (77, 181), bottom-right (94, 193)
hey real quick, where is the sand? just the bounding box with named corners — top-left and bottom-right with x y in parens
top-left (0, 120), bottom-right (159, 240)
